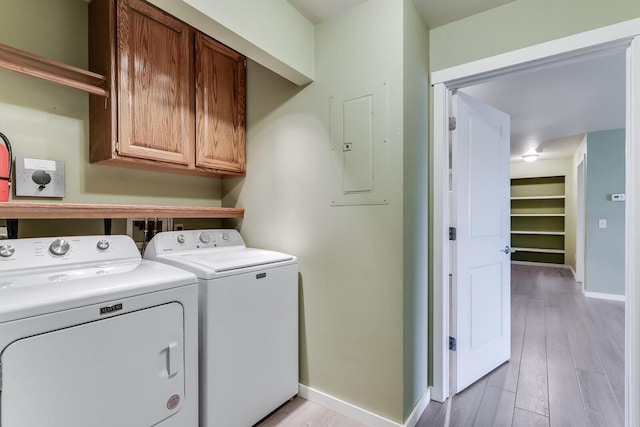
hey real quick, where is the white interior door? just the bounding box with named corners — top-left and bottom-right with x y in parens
top-left (451, 91), bottom-right (511, 393)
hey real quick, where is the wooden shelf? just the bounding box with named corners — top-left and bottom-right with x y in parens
top-left (0, 42), bottom-right (108, 97)
top-left (512, 247), bottom-right (565, 254)
top-left (511, 195), bottom-right (565, 200)
top-left (511, 230), bottom-right (565, 236)
top-left (0, 203), bottom-right (244, 219)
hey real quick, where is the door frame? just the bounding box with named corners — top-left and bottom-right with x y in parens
top-left (430, 18), bottom-right (640, 427)
top-left (576, 156), bottom-right (586, 285)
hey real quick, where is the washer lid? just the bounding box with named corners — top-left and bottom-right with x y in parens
top-left (156, 247), bottom-right (295, 279)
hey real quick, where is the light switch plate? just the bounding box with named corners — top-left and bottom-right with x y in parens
top-left (599, 219), bottom-right (607, 229)
top-left (15, 157), bottom-right (65, 198)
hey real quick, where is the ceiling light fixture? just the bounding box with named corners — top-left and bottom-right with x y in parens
top-left (522, 154), bottom-right (539, 163)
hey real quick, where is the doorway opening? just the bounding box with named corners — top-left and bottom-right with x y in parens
top-left (431, 19), bottom-right (640, 426)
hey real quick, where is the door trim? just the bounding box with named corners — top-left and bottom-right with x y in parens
top-left (431, 19), bottom-right (640, 427)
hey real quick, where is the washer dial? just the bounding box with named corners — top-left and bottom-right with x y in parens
top-left (49, 239), bottom-right (70, 256)
top-left (0, 245), bottom-right (15, 258)
top-left (198, 232), bottom-right (211, 244)
top-left (97, 240), bottom-right (110, 251)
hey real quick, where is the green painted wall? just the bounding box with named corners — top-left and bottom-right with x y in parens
top-left (223, 0), bottom-right (431, 421)
top-left (585, 129), bottom-right (625, 295)
top-left (430, 0), bottom-right (640, 71)
top-left (402, 0), bottom-right (430, 418)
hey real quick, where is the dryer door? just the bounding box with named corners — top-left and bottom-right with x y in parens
top-left (1, 302), bottom-right (185, 427)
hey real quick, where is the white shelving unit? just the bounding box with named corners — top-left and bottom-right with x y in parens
top-left (510, 176), bottom-right (566, 264)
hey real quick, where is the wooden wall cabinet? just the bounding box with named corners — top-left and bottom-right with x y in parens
top-left (89, 0), bottom-right (246, 177)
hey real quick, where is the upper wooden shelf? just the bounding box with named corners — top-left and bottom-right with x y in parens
top-left (0, 42), bottom-right (108, 97)
top-left (510, 195), bottom-right (565, 200)
top-left (0, 203), bottom-right (244, 219)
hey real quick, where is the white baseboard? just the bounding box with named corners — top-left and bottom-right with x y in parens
top-left (584, 291), bottom-right (625, 302)
top-left (511, 261), bottom-right (570, 269)
top-left (403, 389), bottom-right (431, 427)
top-left (298, 384), bottom-right (431, 427)
top-left (569, 265), bottom-right (577, 279)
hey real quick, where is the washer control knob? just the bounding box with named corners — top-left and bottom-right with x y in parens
top-left (198, 232), bottom-right (211, 244)
top-left (49, 239), bottom-right (70, 257)
top-left (221, 232), bottom-right (230, 241)
top-left (0, 245), bottom-right (15, 258)
top-left (96, 240), bottom-right (110, 251)
top-left (177, 234), bottom-right (186, 244)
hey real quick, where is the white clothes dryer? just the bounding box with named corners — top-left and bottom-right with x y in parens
top-left (144, 229), bottom-right (298, 427)
top-left (0, 235), bottom-right (199, 427)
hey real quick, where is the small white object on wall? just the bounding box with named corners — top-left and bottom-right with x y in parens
top-left (610, 193), bottom-right (626, 201)
top-left (15, 156), bottom-right (65, 198)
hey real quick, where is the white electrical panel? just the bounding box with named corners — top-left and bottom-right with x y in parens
top-left (330, 82), bottom-right (389, 206)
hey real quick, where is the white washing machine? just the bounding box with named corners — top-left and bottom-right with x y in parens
top-left (144, 229), bottom-right (298, 427)
top-left (0, 235), bottom-right (199, 427)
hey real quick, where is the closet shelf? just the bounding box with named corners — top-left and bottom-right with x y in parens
top-left (512, 247), bottom-right (565, 254)
top-left (0, 42), bottom-right (108, 97)
top-left (511, 195), bottom-right (565, 200)
top-left (511, 213), bottom-right (565, 217)
top-left (511, 230), bottom-right (565, 236)
top-left (0, 203), bottom-right (244, 219)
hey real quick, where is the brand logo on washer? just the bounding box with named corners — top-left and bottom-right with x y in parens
top-left (100, 303), bottom-right (123, 315)
top-left (256, 272), bottom-right (267, 279)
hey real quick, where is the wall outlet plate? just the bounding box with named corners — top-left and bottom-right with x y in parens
top-left (15, 157), bottom-right (65, 198)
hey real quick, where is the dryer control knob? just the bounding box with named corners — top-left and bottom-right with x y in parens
top-left (0, 245), bottom-right (15, 258)
top-left (49, 239), bottom-right (70, 257)
top-left (96, 240), bottom-right (110, 251)
top-left (177, 234), bottom-right (186, 244)
top-left (198, 232), bottom-right (211, 244)
top-left (221, 232), bottom-right (230, 241)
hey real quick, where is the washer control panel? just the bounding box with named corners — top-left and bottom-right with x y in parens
top-left (145, 229), bottom-right (244, 256)
top-left (0, 235), bottom-right (140, 271)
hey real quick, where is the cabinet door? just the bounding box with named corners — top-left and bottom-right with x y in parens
top-left (195, 34), bottom-right (246, 173)
top-left (117, 0), bottom-right (193, 165)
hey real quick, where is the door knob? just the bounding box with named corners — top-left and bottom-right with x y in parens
top-left (502, 245), bottom-right (515, 254)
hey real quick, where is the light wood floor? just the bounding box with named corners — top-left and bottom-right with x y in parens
top-left (256, 397), bottom-right (366, 427)
top-left (258, 265), bottom-right (624, 427)
top-left (417, 264), bottom-right (625, 427)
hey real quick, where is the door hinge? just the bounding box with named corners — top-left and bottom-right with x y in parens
top-left (449, 117), bottom-right (457, 131)
top-left (114, 141), bottom-right (119, 154)
top-left (449, 337), bottom-right (457, 351)
top-left (449, 227), bottom-right (457, 241)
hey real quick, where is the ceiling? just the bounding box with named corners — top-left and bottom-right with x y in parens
top-left (462, 51), bottom-right (626, 161)
top-left (287, 0), bottom-right (515, 28)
